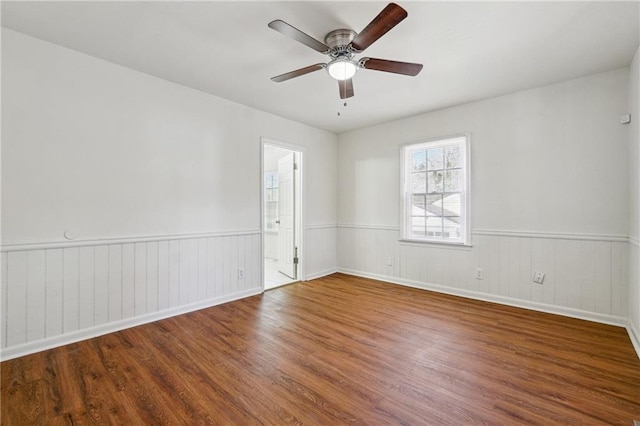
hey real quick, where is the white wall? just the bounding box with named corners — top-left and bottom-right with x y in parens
top-left (2, 29), bottom-right (337, 244)
top-left (339, 69), bottom-right (629, 235)
top-left (0, 29), bottom-right (338, 359)
top-left (338, 68), bottom-right (631, 326)
top-left (628, 46), bottom-right (640, 353)
top-left (264, 145), bottom-right (291, 174)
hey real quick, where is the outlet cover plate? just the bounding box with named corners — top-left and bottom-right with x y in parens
top-left (532, 271), bottom-right (545, 284)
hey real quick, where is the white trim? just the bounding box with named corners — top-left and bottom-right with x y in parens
top-left (472, 228), bottom-right (629, 242)
top-left (337, 224), bottom-right (401, 231)
top-left (337, 268), bottom-right (628, 327)
top-left (261, 138), bottom-right (306, 283)
top-left (260, 140), bottom-right (266, 291)
top-left (305, 224), bottom-right (337, 230)
top-left (261, 137), bottom-right (306, 154)
top-left (305, 268), bottom-right (338, 281)
top-left (399, 133), bottom-right (471, 246)
top-left (0, 286), bottom-right (263, 361)
top-left (626, 320), bottom-right (640, 360)
top-left (399, 239), bottom-right (472, 250)
top-left (1, 229), bottom-right (261, 252)
top-left (336, 224), bottom-right (631, 243)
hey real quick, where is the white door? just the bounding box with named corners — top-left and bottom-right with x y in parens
top-left (277, 152), bottom-right (297, 279)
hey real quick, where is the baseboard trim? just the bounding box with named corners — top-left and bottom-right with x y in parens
top-left (627, 320), bottom-right (640, 360)
top-left (0, 286), bottom-right (263, 361)
top-left (305, 268), bottom-right (338, 281)
top-left (337, 268), bottom-right (628, 328)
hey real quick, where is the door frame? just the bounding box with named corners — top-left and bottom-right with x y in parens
top-left (260, 138), bottom-right (305, 290)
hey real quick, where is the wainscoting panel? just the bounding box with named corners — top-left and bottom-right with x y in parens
top-left (305, 225), bottom-right (338, 280)
top-left (1, 231), bottom-right (262, 360)
top-left (629, 239), bottom-right (640, 355)
top-left (338, 226), bottom-right (629, 323)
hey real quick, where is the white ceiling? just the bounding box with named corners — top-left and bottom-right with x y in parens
top-left (2, 1), bottom-right (639, 134)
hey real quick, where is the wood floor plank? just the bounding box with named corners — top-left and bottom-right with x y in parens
top-left (2, 273), bottom-right (640, 424)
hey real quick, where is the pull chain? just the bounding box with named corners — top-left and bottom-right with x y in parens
top-left (338, 101), bottom-right (348, 116)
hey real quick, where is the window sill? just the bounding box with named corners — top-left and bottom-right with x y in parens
top-left (399, 238), bottom-right (472, 250)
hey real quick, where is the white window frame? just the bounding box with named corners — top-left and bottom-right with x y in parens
top-left (400, 134), bottom-right (471, 246)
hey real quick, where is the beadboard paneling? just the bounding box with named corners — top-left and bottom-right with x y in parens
top-left (6, 251), bottom-right (27, 347)
top-left (629, 239), bottom-right (640, 355)
top-left (0, 232), bottom-right (261, 360)
top-left (1, 253), bottom-right (7, 349)
top-left (305, 225), bottom-right (338, 280)
top-left (338, 226), bottom-right (629, 322)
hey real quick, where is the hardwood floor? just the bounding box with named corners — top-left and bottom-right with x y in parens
top-left (2, 273), bottom-right (640, 424)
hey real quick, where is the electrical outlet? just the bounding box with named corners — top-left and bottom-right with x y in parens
top-left (532, 271), bottom-right (545, 284)
top-left (238, 268), bottom-right (245, 279)
top-left (386, 257), bottom-right (393, 267)
top-left (475, 268), bottom-right (484, 280)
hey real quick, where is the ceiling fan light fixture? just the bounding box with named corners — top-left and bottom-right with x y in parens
top-left (327, 58), bottom-right (358, 81)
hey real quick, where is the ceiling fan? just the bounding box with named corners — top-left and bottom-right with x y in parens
top-left (268, 3), bottom-right (423, 99)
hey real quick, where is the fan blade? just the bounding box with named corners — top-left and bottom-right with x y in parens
top-left (271, 64), bottom-right (325, 83)
top-left (338, 78), bottom-right (354, 99)
top-left (350, 3), bottom-right (407, 52)
top-left (361, 57), bottom-right (423, 76)
top-left (268, 20), bottom-right (330, 54)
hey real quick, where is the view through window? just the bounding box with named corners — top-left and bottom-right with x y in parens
top-left (401, 135), bottom-right (469, 245)
top-left (265, 172), bottom-right (279, 231)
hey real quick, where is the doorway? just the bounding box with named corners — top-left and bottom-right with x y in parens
top-left (262, 141), bottom-right (303, 290)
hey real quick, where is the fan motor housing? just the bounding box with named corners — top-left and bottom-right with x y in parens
top-left (325, 29), bottom-right (357, 58)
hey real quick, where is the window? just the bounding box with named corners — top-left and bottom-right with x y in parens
top-left (264, 172), bottom-right (279, 231)
top-left (401, 135), bottom-right (470, 245)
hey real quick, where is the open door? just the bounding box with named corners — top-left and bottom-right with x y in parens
top-left (277, 152), bottom-right (297, 279)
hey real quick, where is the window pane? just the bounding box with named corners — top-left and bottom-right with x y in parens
top-left (425, 194), bottom-right (443, 216)
top-left (427, 147), bottom-right (444, 170)
top-left (411, 194), bottom-right (426, 216)
top-left (266, 173), bottom-right (278, 189)
top-left (444, 169), bottom-right (462, 192)
top-left (445, 145), bottom-right (462, 169)
top-left (443, 217), bottom-right (460, 239)
top-left (411, 172), bottom-right (426, 193)
top-left (427, 171), bottom-right (444, 193)
top-left (442, 193), bottom-right (461, 216)
top-left (412, 151), bottom-right (426, 171)
top-left (402, 136), bottom-right (468, 244)
top-left (411, 216), bottom-right (426, 236)
top-left (426, 216), bottom-right (443, 236)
